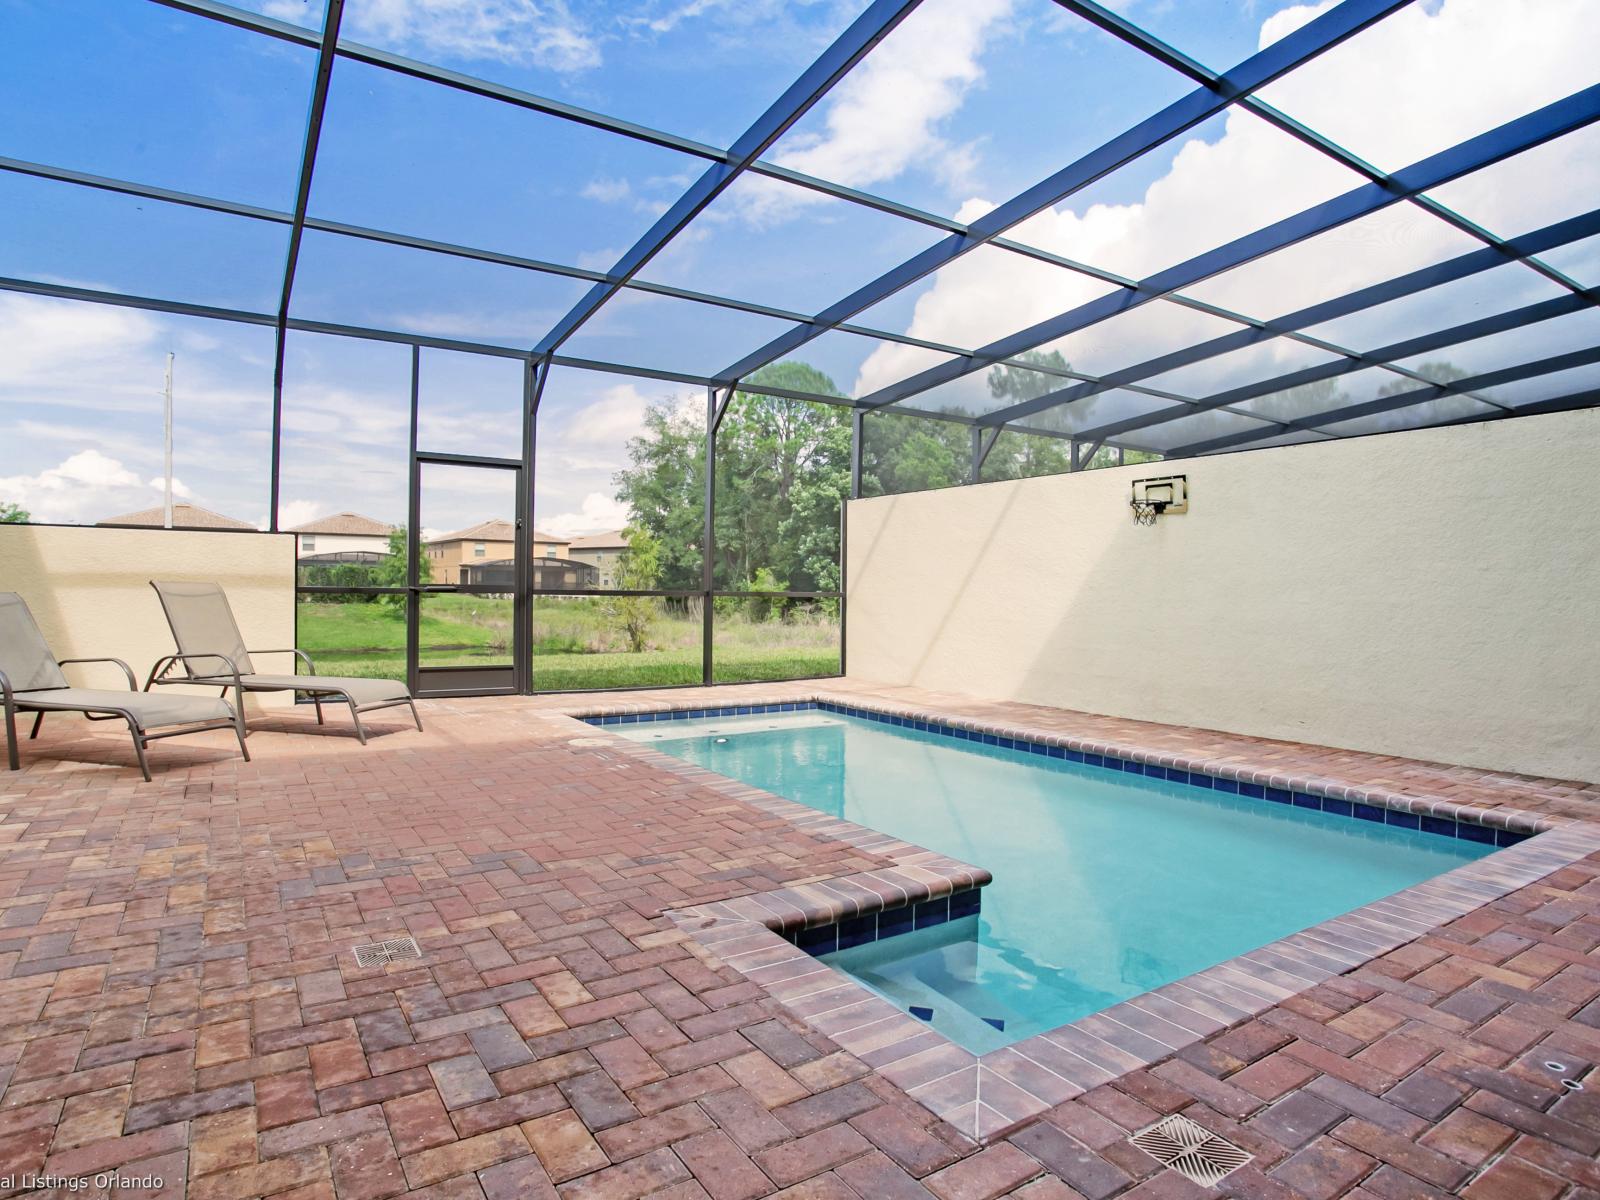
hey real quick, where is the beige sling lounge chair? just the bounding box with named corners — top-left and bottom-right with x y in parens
top-left (147, 581), bottom-right (421, 743)
top-left (1, 592), bottom-right (247, 780)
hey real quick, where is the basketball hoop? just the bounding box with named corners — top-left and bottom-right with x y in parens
top-left (1130, 475), bottom-right (1186, 526)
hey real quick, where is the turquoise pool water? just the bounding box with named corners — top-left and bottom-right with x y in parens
top-left (625, 710), bottom-right (1491, 1052)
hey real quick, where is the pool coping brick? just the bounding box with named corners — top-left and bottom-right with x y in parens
top-left (2, 676), bottom-right (1598, 1199)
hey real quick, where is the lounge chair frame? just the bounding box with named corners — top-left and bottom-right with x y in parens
top-left (3, 655), bottom-right (249, 782)
top-left (146, 648), bottom-right (422, 744)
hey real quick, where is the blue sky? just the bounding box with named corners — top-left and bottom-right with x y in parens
top-left (2, 0), bottom-right (1597, 532)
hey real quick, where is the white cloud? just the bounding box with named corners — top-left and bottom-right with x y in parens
top-left (276, 499), bottom-right (326, 530)
top-left (776, 0), bottom-right (1011, 189)
top-left (0, 295), bottom-right (279, 523)
top-left (0, 450), bottom-right (157, 525)
top-left (381, 308), bottom-right (559, 342)
top-left (145, 475), bottom-right (195, 500)
top-left (538, 492), bottom-right (633, 537)
top-left (853, 0), bottom-right (1600, 415)
top-left (0, 294), bottom-right (159, 395)
top-left (621, 0), bottom-right (721, 36)
top-left (563, 383), bottom-right (663, 446)
top-left (312, 0), bottom-right (601, 71)
top-left (581, 178), bottom-right (633, 204)
top-left (735, 0), bottom-right (1014, 223)
top-left (530, 376), bottom-right (700, 537)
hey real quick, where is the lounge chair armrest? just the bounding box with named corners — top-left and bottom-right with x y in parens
top-left (56, 656), bottom-right (138, 691)
top-left (248, 648), bottom-right (317, 674)
top-left (145, 652), bottom-right (245, 691)
top-left (0, 667), bottom-right (12, 707)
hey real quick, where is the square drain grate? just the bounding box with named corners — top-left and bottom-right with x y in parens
top-left (352, 935), bottom-right (423, 968)
top-left (1130, 1114), bottom-right (1253, 1188)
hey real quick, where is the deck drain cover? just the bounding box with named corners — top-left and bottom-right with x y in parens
top-left (352, 936), bottom-right (423, 968)
top-left (1130, 1115), bottom-right (1252, 1188)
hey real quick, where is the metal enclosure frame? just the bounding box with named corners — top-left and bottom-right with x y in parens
top-left (6, 0), bottom-right (1599, 695)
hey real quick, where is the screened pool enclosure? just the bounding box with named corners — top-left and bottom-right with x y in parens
top-left (3, 0), bottom-right (1598, 694)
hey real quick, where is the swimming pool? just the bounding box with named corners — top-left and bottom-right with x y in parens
top-left (623, 708), bottom-right (1493, 1053)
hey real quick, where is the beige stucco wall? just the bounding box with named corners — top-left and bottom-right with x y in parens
top-left (0, 525), bottom-right (297, 711)
top-left (846, 409), bottom-right (1600, 783)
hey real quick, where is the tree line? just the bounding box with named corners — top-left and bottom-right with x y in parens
top-left (611, 355), bottom-right (1152, 600)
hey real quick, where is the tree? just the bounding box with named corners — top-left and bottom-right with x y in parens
top-left (1372, 361), bottom-right (1473, 429)
top-left (1378, 361), bottom-right (1468, 396)
top-left (983, 350), bottom-right (1127, 478)
top-left (614, 362), bottom-right (851, 600)
top-left (608, 525), bottom-right (662, 653)
top-left (860, 412), bottom-right (968, 495)
top-left (613, 403), bottom-right (703, 590)
top-left (374, 526), bottom-right (430, 610)
top-left (713, 362), bottom-right (850, 594)
top-left (986, 348), bottom-right (1073, 405)
top-left (614, 354), bottom-right (1164, 601)
top-left (0, 501), bottom-right (29, 524)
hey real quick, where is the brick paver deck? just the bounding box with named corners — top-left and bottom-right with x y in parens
top-left (1, 680), bottom-right (1596, 1199)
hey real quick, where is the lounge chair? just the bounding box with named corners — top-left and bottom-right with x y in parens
top-left (1, 592), bottom-right (247, 780)
top-left (147, 580), bottom-right (421, 743)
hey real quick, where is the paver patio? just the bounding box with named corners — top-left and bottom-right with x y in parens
top-left (1, 681), bottom-right (1596, 1199)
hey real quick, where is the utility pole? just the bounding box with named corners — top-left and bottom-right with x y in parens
top-left (163, 352), bottom-right (175, 528)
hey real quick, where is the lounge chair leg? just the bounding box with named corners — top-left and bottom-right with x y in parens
top-left (232, 708), bottom-right (251, 763)
top-left (130, 723), bottom-right (152, 783)
top-left (409, 699), bottom-right (424, 732)
top-left (28, 712), bottom-right (43, 739)
top-left (4, 700), bottom-right (17, 771)
top-left (313, 696), bottom-right (325, 725)
top-left (348, 700), bottom-right (368, 745)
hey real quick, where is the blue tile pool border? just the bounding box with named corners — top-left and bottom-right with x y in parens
top-left (782, 888), bottom-right (983, 956)
top-left (583, 701), bottom-right (1535, 849)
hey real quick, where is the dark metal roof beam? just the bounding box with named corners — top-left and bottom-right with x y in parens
top-left (269, 0), bottom-right (344, 529)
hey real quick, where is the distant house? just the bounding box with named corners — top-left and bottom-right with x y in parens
top-left (566, 530), bottom-right (630, 588)
top-left (285, 512), bottom-right (393, 560)
top-left (97, 503), bottom-right (255, 531)
top-left (425, 520), bottom-right (570, 583)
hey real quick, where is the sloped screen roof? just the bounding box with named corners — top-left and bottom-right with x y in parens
top-left (3, 0), bottom-right (1597, 470)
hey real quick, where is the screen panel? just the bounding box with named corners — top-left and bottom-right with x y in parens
top-left (416, 349), bottom-right (525, 458)
top-left (0, 172), bottom-right (289, 312)
top-left (761, 0), bottom-right (1194, 223)
top-left (559, 290), bottom-right (799, 377)
top-left (0, 0), bottom-right (315, 207)
top-left (637, 174), bottom-right (943, 316)
top-left (311, 58), bottom-right (709, 269)
top-left (277, 330), bottom-right (411, 535)
top-left (289, 230), bottom-right (588, 347)
top-left (1258, 0), bottom-right (1599, 175)
top-left (1019, 105), bottom-right (1369, 283)
top-left (0, 297), bottom-right (274, 527)
top-left (327, 0), bottom-right (874, 147)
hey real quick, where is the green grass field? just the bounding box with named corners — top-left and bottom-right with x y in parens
top-left (295, 595), bottom-right (839, 689)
